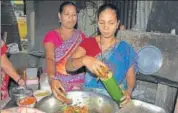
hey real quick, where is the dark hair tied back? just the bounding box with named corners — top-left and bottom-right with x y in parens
top-left (97, 4), bottom-right (120, 20)
top-left (59, 1), bottom-right (78, 14)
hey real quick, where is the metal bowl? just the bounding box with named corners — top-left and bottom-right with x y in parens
top-left (9, 86), bottom-right (33, 102)
top-left (35, 90), bottom-right (119, 113)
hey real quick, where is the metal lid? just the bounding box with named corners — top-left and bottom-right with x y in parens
top-left (138, 45), bottom-right (163, 75)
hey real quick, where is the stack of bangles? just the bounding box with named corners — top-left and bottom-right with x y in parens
top-left (48, 76), bottom-right (59, 84)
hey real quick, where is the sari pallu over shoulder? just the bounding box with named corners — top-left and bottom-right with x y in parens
top-left (55, 30), bottom-right (85, 91)
top-left (84, 41), bottom-right (138, 95)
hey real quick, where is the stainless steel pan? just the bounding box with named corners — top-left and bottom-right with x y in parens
top-left (35, 90), bottom-right (119, 113)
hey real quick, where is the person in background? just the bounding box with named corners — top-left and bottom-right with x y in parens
top-left (43, 1), bottom-right (87, 103)
top-left (1, 40), bottom-right (25, 100)
top-left (66, 4), bottom-right (137, 106)
top-left (120, 24), bottom-right (126, 30)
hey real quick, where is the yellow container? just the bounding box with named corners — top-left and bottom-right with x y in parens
top-left (17, 17), bottom-right (27, 39)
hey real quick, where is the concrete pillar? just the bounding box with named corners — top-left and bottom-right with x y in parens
top-left (26, 1), bottom-right (35, 51)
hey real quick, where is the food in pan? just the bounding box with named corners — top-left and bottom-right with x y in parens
top-left (63, 105), bottom-right (88, 113)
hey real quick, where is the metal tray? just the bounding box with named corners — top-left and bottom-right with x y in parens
top-left (119, 100), bottom-right (167, 113)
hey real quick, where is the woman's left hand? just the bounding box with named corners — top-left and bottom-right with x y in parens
top-left (120, 90), bottom-right (132, 107)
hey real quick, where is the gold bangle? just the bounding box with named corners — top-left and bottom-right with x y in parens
top-left (48, 76), bottom-right (59, 84)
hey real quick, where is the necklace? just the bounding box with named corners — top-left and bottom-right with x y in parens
top-left (99, 35), bottom-right (117, 61)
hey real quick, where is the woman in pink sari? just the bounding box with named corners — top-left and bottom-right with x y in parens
top-left (43, 2), bottom-right (86, 103)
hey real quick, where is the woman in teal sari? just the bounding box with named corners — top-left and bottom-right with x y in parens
top-left (66, 4), bottom-right (137, 106)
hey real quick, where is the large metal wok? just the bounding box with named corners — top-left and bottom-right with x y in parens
top-left (35, 90), bottom-right (119, 113)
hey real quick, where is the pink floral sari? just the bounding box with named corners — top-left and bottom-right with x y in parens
top-left (54, 30), bottom-right (85, 91)
top-left (1, 40), bottom-right (10, 100)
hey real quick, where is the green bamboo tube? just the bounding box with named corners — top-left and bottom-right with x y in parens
top-left (101, 71), bottom-right (124, 103)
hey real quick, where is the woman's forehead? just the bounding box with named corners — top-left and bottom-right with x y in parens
top-left (63, 5), bottom-right (76, 12)
top-left (99, 9), bottom-right (117, 20)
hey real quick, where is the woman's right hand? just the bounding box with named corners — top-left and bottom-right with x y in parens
top-left (50, 79), bottom-right (72, 104)
top-left (82, 56), bottom-right (109, 78)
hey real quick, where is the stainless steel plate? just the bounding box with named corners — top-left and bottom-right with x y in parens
top-left (35, 90), bottom-right (119, 113)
